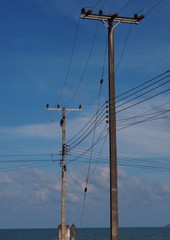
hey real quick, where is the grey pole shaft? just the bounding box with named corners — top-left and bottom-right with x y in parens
top-left (108, 20), bottom-right (119, 240)
top-left (61, 108), bottom-right (66, 240)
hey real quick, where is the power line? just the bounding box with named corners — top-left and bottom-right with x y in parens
top-left (116, 77), bottom-right (169, 108)
top-left (116, 88), bottom-right (170, 114)
top-left (66, 101), bottom-right (107, 146)
top-left (116, 24), bottom-right (132, 72)
top-left (69, 112), bottom-right (106, 150)
top-left (0, 153), bottom-right (60, 157)
top-left (67, 72), bottom-right (169, 154)
top-left (55, 15), bottom-right (81, 105)
top-left (116, 70), bottom-right (169, 100)
top-left (67, 149), bottom-right (170, 173)
top-left (65, 21), bottom-right (100, 106)
top-left (117, 101), bottom-right (170, 123)
top-left (117, 0), bottom-right (134, 14)
top-left (80, 78), bottom-right (104, 227)
top-left (146, 0), bottom-right (164, 16)
top-left (117, 109), bottom-right (170, 131)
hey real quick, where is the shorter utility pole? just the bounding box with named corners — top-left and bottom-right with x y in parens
top-left (46, 104), bottom-right (82, 240)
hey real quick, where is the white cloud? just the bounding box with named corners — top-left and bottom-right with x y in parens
top-left (0, 122), bottom-right (60, 139)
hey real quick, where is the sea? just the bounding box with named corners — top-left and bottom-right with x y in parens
top-left (0, 227), bottom-right (170, 240)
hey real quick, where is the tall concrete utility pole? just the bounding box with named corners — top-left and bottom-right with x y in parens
top-left (81, 9), bottom-right (144, 240)
top-left (46, 104), bottom-right (82, 240)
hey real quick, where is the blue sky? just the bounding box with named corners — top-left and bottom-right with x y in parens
top-left (0, 0), bottom-right (170, 229)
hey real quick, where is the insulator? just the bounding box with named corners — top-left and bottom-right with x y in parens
top-left (57, 104), bottom-right (60, 108)
top-left (79, 104), bottom-right (82, 110)
top-left (137, 14), bottom-right (145, 21)
top-left (99, 9), bottom-right (103, 15)
top-left (46, 104), bottom-right (49, 109)
top-left (84, 187), bottom-right (87, 192)
top-left (106, 110), bottom-right (109, 114)
top-left (134, 13), bottom-right (138, 18)
top-left (100, 78), bottom-right (103, 84)
top-left (85, 9), bottom-right (92, 16)
top-left (111, 13), bottom-right (118, 19)
top-left (106, 120), bottom-right (109, 124)
top-left (106, 100), bottom-right (109, 104)
top-left (106, 115), bottom-right (109, 118)
top-left (81, 8), bottom-right (85, 14)
top-left (106, 105), bottom-right (109, 108)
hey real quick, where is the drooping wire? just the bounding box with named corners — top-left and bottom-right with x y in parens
top-left (69, 111), bottom-right (106, 150)
top-left (55, 15), bottom-right (81, 105)
top-left (68, 126), bottom-right (108, 165)
top-left (79, 79), bottom-right (103, 227)
top-left (65, 21), bottom-right (100, 106)
top-left (89, 132), bottom-right (108, 177)
top-left (85, 35), bottom-right (108, 107)
top-left (66, 101), bottom-right (106, 147)
top-left (68, 71), bottom-right (169, 150)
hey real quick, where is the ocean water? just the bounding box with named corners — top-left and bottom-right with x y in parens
top-left (0, 227), bottom-right (170, 240)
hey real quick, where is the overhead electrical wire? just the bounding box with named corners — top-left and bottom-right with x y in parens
top-left (67, 148), bottom-right (170, 173)
top-left (84, 36), bottom-right (108, 108)
top-left (55, 15), bottom-right (81, 105)
top-left (117, 101), bottom-right (170, 123)
top-left (145, 0), bottom-right (164, 16)
top-left (69, 112), bottom-right (106, 150)
top-left (117, 0), bottom-right (134, 14)
top-left (68, 127), bottom-right (108, 165)
top-left (116, 24), bottom-right (132, 72)
top-left (65, 21), bottom-right (100, 106)
top-left (117, 109), bottom-right (170, 131)
top-left (67, 71), bottom-right (169, 150)
top-left (0, 153), bottom-right (60, 157)
top-left (0, 163), bottom-right (55, 173)
top-left (116, 77), bottom-right (170, 108)
top-left (66, 101), bottom-right (107, 146)
top-left (116, 70), bottom-right (169, 100)
top-left (92, 0), bottom-right (102, 10)
top-left (80, 78), bottom-right (104, 227)
top-left (68, 150), bottom-right (170, 173)
top-left (116, 88), bottom-right (170, 114)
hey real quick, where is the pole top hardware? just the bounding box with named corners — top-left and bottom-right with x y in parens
top-left (80, 8), bottom-right (145, 24)
top-left (46, 104), bottom-right (82, 111)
